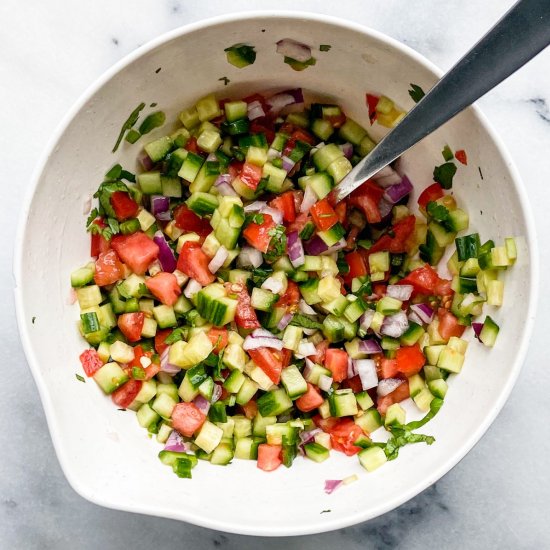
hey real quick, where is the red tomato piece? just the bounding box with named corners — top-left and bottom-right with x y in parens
top-left (313, 415), bottom-right (340, 432)
top-left (455, 149), bottom-right (468, 165)
top-left (257, 444), bottom-right (282, 472)
top-left (324, 348), bottom-right (349, 383)
top-left (348, 180), bottom-right (385, 223)
top-left (225, 283), bottom-right (261, 329)
top-left (111, 379), bottom-right (143, 408)
top-left (395, 344), bottom-right (426, 376)
top-left (173, 204), bottom-right (212, 237)
top-left (207, 327), bottom-right (229, 354)
top-left (117, 312), bottom-right (145, 342)
top-left (154, 329), bottom-right (172, 355)
top-left (248, 348), bottom-right (283, 385)
top-left (171, 402), bottom-right (206, 437)
top-left (145, 272), bottom-right (181, 306)
top-left (90, 219), bottom-right (110, 257)
top-left (111, 232), bottom-right (159, 275)
top-left (326, 112), bottom-right (347, 128)
top-left (185, 136), bottom-right (200, 153)
top-left (365, 215), bottom-right (416, 259)
top-left (144, 362), bottom-right (161, 380)
top-left (94, 249), bottom-right (124, 286)
top-left (249, 119), bottom-right (275, 145)
top-left (342, 375), bottom-right (363, 393)
top-left (417, 183), bottom-right (445, 211)
top-left (335, 202), bottom-right (347, 225)
top-left (377, 357), bottom-right (399, 379)
top-left (286, 212), bottom-right (310, 235)
top-left (241, 399), bottom-right (258, 420)
top-left (310, 199), bottom-right (339, 231)
top-left (128, 345), bottom-right (149, 368)
top-left (280, 348), bottom-right (293, 369)
top-left (295, 383), bottom-right (324, 412)
top-left (366, 93), bottom-right (380, 124)
top-left (344, 251), bottom-right (368, 285)
top-left (110, 191), bottom-right (139, 221)
top-left (437, 309), bottom-right (466, 340)
top-left (398, 264), bottom-right (452, 297)
top-left (328, 419), bottom-right (364, 456)
top-left (275, 280), bottom-right (300, 309)
top-left (312, 340), bottom-right (329, 365)
top-left (79, 349), bottom-right (104, 377)
top-left (269, 191), bottom-right (296, 223)
top-left (176, 241), bottom-right (215, 285)
top-left (291, 128), bottom-right (316, 146)
top-left (240, 161), bottom-right (263, 190)
top-left (377, 381), bottom-right (410, 415)
top-left (242, 213), bottom-right (276, 253)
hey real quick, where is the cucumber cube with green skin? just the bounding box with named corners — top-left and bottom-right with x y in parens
top-left (355, 409), bottom-right (382, 433)
top-left (222, 343), bottom-right (246, 371)
top-left (355, 391), bottom-right (374, 411)
top-left (235, 378), bottom-right (259, 405)
top-left (250, 288), bottom-right (279, 311)
top-left (109, 340), bottom-right (135, 364)
top-left (303, 364), bottom-right (331, 386)
top-left (413, 387), bottom-right (434, 412)
top-left (134, 379), bottom-right (157, 403)
top-left (318, 223), bottom-right (346, 247)
top-left (223, 369), bottom-right (246, 393)
top-left (137, 403), bottom-right (160, 429)
top-left (76, 285), bottom-right (102, 309)
top-left (186, 192), bottom-right (219, 217)
top-left (266, 423), bottom-right (298, 446)
top-left (400, 322), bottom-right (425, 346)
top-left (252, 413), bottom-right (277, 437)
top-left (234, 437), bottom-right (255, 460)
top-left (313, 143), bottom-right (344, 171)
top-left (210, 441), bottom-right (234, 466)
top-left (446, 208), bottom-right (469, 232)
top-left (71, 266), bottom-right (95, 288)
top-left (233, 416), bottom-right (252, 439)
top-left (307, 172), bottom-right (334, 200)
top-left (93, 362), bottom-right (129, 394)
top-left (505, 237), bottom-right (517, 263)
top-left (358, 446), bottom-right (387, 472)
top-left (144, 136), bottom-right (173, 163)
top-left (376, 296), bottom-right (403, 315)
top-left (429, 221), bottom-right (456, 247)
top-left (158, 450), bottom-right (199, 468)
top-left (323, 315), bottom-right (345, 343)
top-left (282, 325), bottom-right (302, 352)
top-left (311, 118), bottom-right (334, 141)
top-left (408, 374), bottom-right (426, 398)
top-left (299, 278), bottom-right (322, 305)
top-left (138, 171), bottom-right (163, 194)
top-left (179, 152), bottom-right (205, 183)
top-left (215, 418), bottom-right (235, 439)
top-left (194, 421), bottom-right (224, 454)
top-left (487, 279), bottom-right (504, 306)
top-left (384, 403), bottom-right (406, 427)
top-left (322, 294), bottom-right (349, 317)
top-left (369, 251), bottom-right (390, 273)
top-left (156, 383), bottom-right (179, 401)
top-left (479, 316), bottom-right (499, 347)
top-left (344, 298), bottom-right (367, 323)
top-left (428, 378), bottom-right (448, 398)
top-left (257, 389), bottom-right (293, 417)
top-left (424, 345), bottom-right (446, 365)
top-left (156, 422), bottom-right (173, 444)
top-left (137, 208), bottom-right (156, 231)
top-left (460, 257), bottom-right (480, 277)
top-left (304, 442), bottom-right (330, 463)
top-left (326, 156), bottom-right (352, 183)
top-left (329, 390), bottom-right (358, 417)
top-left (153, 305), bottom-right (177, 328)
top-left (152, 392), bottom-right (177, 419)
top-left (437, 347), bottom-right (465, 373)
top-left (280, 365), bottom-right (307, 399)
top-left (197, 129), bottom-right (222, 153)
top-left (338, 118), bottom-right (368, 145)
top-left (423, 365), bottom-right (443, 381)
top-left (318, 276), bottom-right (341, 303)
top-left (196, 94), bottom-right (221, 122)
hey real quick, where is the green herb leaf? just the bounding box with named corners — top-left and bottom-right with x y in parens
top-left (284, 56), bottom-right (316, 71)
top-left (433, 162), bottom-right (457, 190)
top-left (120, 169), bottom-right (136, 183)
top-left (404, 398), bottom-right (444, 430)
top-left (75, 373), bottom-right (86, 383)
top-left (245, 213), bottom-right (265, 226)
top-left (112, 102), bottom-right (146, 153)
top-left (132, 366), bottom-right (146, 380)
top-left (86, 208), bottom-right (99, 229)
top-left (137, 283), bottom-right (149, 297)
top-left (224, 44), bottom-right (256, 67)
top-left (164, 328), bottom-right (186, 345)
top-left (265, 225), bottom-right (287, 262)
top-left (289, 314), bottom-right (323, 330)
top-left (408, 83), bottom-right (425, 103)
top-left (107, 217), bottom-right (120, 235)
top-left (105, 164), bottom-right (123, 179)
top-left (299, 222), bottom-right (315, 241)
top-left (319, 44), bottom-right (331, 52)
top-left (251, 266), bottom-right (273, 286)
top-left (384, 427), bottom-right (435, 460)
top-left (426, 201), bottom-right (450, 223)
top-left (94, 181), bottom-right (130, 218)
top-left (138, 111), bottom-right (166, 135)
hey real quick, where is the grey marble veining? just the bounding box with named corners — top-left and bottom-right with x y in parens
top-left (1, 1), bottom-right (549, 548)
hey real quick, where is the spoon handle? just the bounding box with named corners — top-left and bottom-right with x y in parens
top-left (332, 0), bottom-right (550, 202)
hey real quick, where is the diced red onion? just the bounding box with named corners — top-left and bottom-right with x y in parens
top-left (237, 246), bottom-right (263, 269)
top-left (215, 174), bottom-right (238, 196)
top-left (299, 300), bottom-right (317, 315)
top-left (354, 359), bottom-right (378, 390)
top-left (277, 313), bottom-right (293, 331)
top-left (472, 322), bottom-right (483, 338)
top-left (408, 311), bottom-right (424, 326)
top-left (282, 155), bottom-right (296, 172)
top-left (300, 185), bottom-right (317, 213)
top-left (244, 201), bottom-right (267, 213)
top-left (387, 284), bottom-right (413, 301)
top-left (381, 311), bottom-right (409, 338)
top-left (164, 430), bottom-right (189, 452)
top-left (267, 147), bottom-right (282, 160)
top-left (252, 328), bottom-right (278, 339)
top-left (287, 231), bottom-right (305, 268)
top-left (324, 480), bottom-right (343, 494)
top-left (377, 378), bottom-right (404, 396)
top-left (303, 358), bottom-right (316, 378)
top-left (138, 151), bottom-right (154, 171)
top-left (211, 383), bottom-right (223, 404)
top-left (359, 309), bottom-right (375, 332)
top-left (383, 175), bottom-right (413, 204)
top-left (303, 328), bottom-right (318, 336)
top-left (261, 276), bottom-right (285, 294)
top-left (300, 428), bottom-right (322, 445)
top-left (247, 100), bottom-right (266, 121)
top-left (153, 231), bottom-right (177, 272)
top-left (173, 269), bottom-right (189, 286)
top-left (339, 142), bottom-right (354, 160)
top-left (304, 235), bottom-right (328, 255)
top-left (208, 245), bottom-right (228, 274)
top-left (151, 195), bottom-right (170, 219)
top-left (260, 206), bottom-right (283, 225)
top-left (378, 198), bottom-right (394, 219)
top-left (410, 303), bottom-right (435, 324)
top-left (359, 339), bottom-right (383, 354)
top-left (297, 341), bottom-right (316, 357)
top-left (184, 278), bottom-right (202, 299)
top-left (243, 335), bottom-right (284, 351)
top-left (206, 153), bottom-right (217, 162)
top-left (160, 346), bottom-right (181, 374)
top-left (318, 374), bottom-right (333, 392)
top-left (323, 239), bottom-right (347, 254)
top-left (347, 357), bottom-right (356, 378)
top-left (372, 165), bottom-right (402, 188)
top-left (276, 39), bottom-right (312, 63)
top-left (193, 395), bottom-right (211, 415)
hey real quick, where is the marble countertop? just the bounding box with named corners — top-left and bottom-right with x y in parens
top-left (2, 0), bottom-right (549, 548)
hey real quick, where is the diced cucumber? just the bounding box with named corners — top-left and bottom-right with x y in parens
top-left (235, 377), bottom-right (259, 405)
top-left (322, 315), bottom-right (345, 343)
top-left (428, 378), bottom-right (448, 398)
top-left (369, 251), bottom-right (390, 273)
top-left (376, 296), bottom-right (402, 315)
top-left (329, 390), bottom-right (358, 417)
top-left (318, 276), bottom-right (341, 303)
top-left (194, 421), bottom-right (223, 453)
top-left (109, 340), bottom-right (135, 364)
top-left (179, 152), bottom-right (205, 183)
top-left (355, 409), bottom-right (382, 433)
top-left (257, 388), bottom-right (293, 417)
top-left (234, 437), bottom-right (255, 460)
top-left (338, 118), bottom-right (367, 145)
top-left (153, 305), bottom-right (177, 328)
top-left (318, 222), bottom-right (346, 247)
top-left (197, 129), bottom-right (222, 153)
top-left (137, 171), bottom-right (163, 194)
top-left (152, 392), bottom-right (177, 419)
top-left (479, 316), bottom-right (499, 347)
top-left (282, 325), bottom-right (302, 352)
top-left (250, 287), bottom-right (279, 312)
top-left (137, 403), bottom-right (160, 429)
top-left (437, 347), bottom-right (465, 373)
top-left (76, 285), bottom-right (102, 309)
top-left (413, 387), bottom-right (434, 412)
top-left (186, 192), bottom-right (219, 217)
top-left (326, 156), bottom-right (352, 183)
top-left (358, 446), bottom-right (387, 472)
top-left (400, 322), bottom-right (425, 346)
top-left (384, 403), bottom-right (406, 426)
top-left (280, 365), bottom-right (308, 399)
top-left (304, 442), bottom-right (330, 463)
top-left (71, 265), bottom-right (95, 288)
top-left (408, 373), bottom-right (426, 398)
top-left (134, 379), bottom-right (157, 403)
top-left (355, 391), bottom-right (374, 411)
top-left (223, 369), bottom-right (246, 393)
top-left (144, 136), bottom-right (172, 163)
top-left (210, 441), bottom-right (234, 466)
top-left (93, 362), bottom-right (129, 394)
top-left (313, 143), bottom-right (344, 171)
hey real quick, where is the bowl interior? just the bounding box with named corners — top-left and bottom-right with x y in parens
top-left (15, 13), bottom-right (536, 536)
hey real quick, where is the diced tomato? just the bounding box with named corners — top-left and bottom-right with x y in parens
top-left (313, 415), bottom-right (340, 432)
top-left (248, 348), bottom-right (283, 385)
top-left (128, 345), bottom-right (149, 368)
top-left (377, 357), bottom-right (399, 379)
top-left (327, 419), bottom-right (363, 456)
top-left (335, 202), bottom-right (347, 225)
top-left (176, 241), bottom-right (215, 286)
top-left (275, 280), bottom-right (300, 309)
top-left (326, 112), bottom-right (347, 128)
top-left (225, 282), bottom-right (261, 329)
top-left (117, 312), bottom-right (145, 342)
top-left (79, 349), bottom-right (104, 377)
top-left (286, 212), bottom-right (310, 234)
top-left (434, 278), bottom-right (453, 296)
top-left (173, 204), bottom-right (212, 237)
top-left (171, 402), bottom-right (206, 437)
top-left (377, 381), bottom-right (410, 415)
top-left (417, 183), bottom-right (445, 211)
top-left (372, 284), bottom-right (387, 298)
top-left (90, 219), bottom-right (110, 257)
top-left (242, 213), bottom-right (276, 253)
top-left (207, 327), bottom-right (229, 354)
top-left (280, 348), bottom-right (293, 369)
top-left (312, 340), bottom-right (329, 364)
top-left (344, 251), bottom-right (368, 285)
top-left (154, 329), bottom-right (172, 355)
top-left (94, 249), bottom-right (124, 286)
top-left (144, 362), bottom-right (161, 380)
top-left (399, 264), bottom-right (452, 297)
top-left (228, 159), bottom-right (244, 180)
top-left (365, 215), bottom-right (416, 258)
top-left (249, 119), bottom-right (275, 144)
top-left (342, 375), bottom-right (363, 393)
top-left (269, 191), bottom-right (296, 223)
top-left (110, 191), bottom-right (139, 221)
top-left (325, 348), bottom-right (349, 383)
top-left (291, 128), bottom-right (317, 146)
top-left (145, 272), bottom-right (181, 306)
top-left (241, 399), bottom-right (258, 419)
top-left (257, 444), bottom-right (282, 472)
top-left (310, 199), bottom-right (339, 231)
top-left (240, 161), bottom-right (263, 190)
top-left (295, 383), bottom-right (324, 412)
top-left (437, 309), bottom-right (466, 340)
top-left (455, 149), bottom-right (468, 165)
top-left (185, 136), bottom-right (199, 154)
top-left (395, 344), bottom-right (426, 376)
top-left (366, 93), bottom-right (380, 124)
top-left (111, 379), bottom-right (143, 408)
top-left (111, 232), bottom-right (159, 275)
top-left (348, 180), bottom-right (385, 223)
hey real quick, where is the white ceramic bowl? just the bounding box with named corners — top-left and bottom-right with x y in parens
top-left (15, 12), bottom-right (537, 536)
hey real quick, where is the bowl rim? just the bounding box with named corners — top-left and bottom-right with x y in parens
top-left (13, 10), bottom-right (539, 537)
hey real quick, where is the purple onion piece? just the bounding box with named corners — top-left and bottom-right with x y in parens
top-left (386, 284), bottom-right (414, 301)
top-left (410, 303), bottom-right (435, 324)
top-left (383, 175), bottom-right (414, 204)
top-left (287, 231), bottom-right (305, 268)
top-left (277, 313), bottom-right (293, 331)
top-left (304, 235), bottom-right (329, 255)
top-left (472, 322), bottom-right (484, 338)
top-left (324, 480), bottom-right (343, 495)
top-left (164, 430), bottom-right (189, 452)
top-left (358, 339), bottom-right (383, 354)
top-left (380, 311), bottom-right (409, 338)
top-left (153, 231), bottom-right (177, 272)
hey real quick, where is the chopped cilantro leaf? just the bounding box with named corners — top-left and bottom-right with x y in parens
top-left (105, 164), bottom-right (122, 179)
top-left (319, 44), bottom-right (331, 52)
top-left (112, 102), bottom-right (145, 153)
top-left (138, 111), bottom-right (166, 135)
top-left (164, 328), bottom-right (186, 345)
top-left (251, 267), bottom-right (273, 286)
top-left (289, 314), bottom-right (323, 330)
top-left (426, 201), bottom-right (450, 223)
top-left (433, 162), bottom-right (457, 190)
top-left (408, 83), bottom-right (425, 103)
top-left (86, 208), bottom-right (99, 229)
top-left (265, 225), bottom-right (287, 261)
top-left (75, 374), bottom-right (86, 383)
top-left (106, 217), bottom-right (120, 235)
top-left (245, 213), bottom-right (265, 226)
top-left (120, 169), bottom-right (136, 183)
top-left (384, 428), bottom-right (435, 460)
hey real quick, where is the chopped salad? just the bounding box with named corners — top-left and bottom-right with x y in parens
top-left (72, 87), bottom-right (516, 480)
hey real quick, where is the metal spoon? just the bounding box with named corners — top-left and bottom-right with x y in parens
top-left (332, 0), bottom-right (550, 202)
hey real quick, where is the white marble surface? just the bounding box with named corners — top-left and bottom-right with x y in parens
top-left (1, 0), bottom-right (549, 547)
